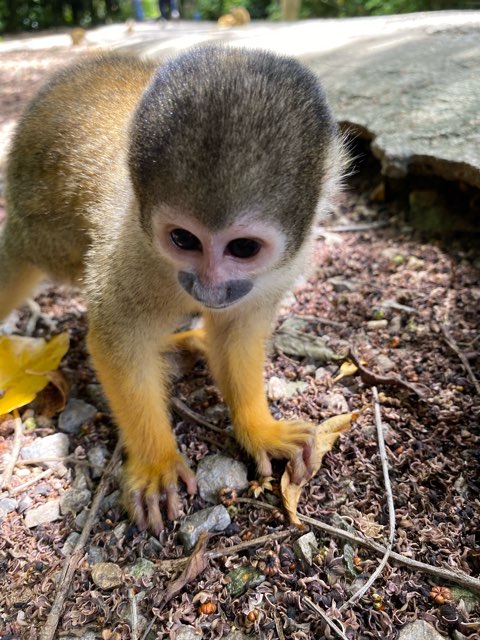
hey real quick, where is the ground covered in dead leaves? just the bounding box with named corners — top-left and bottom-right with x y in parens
top-left (0, 43), bottom-right (479, 640)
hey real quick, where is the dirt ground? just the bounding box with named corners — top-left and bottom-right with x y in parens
top-left (0, 43), bottom-right (479, 640)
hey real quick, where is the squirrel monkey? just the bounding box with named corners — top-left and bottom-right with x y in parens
top-left (0, 46), bottom-right (343, 534)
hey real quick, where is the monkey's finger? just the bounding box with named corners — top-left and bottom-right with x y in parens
top-left (166, 484), bottom-right (181, 521)
top-left (130, 488), bottom-right (148, 531)
top-left (289, 450), bottom-right (309, 485)
top-left (177, 464), bottom-right (197, 496)
top-left (302, 440), bottom-right (314, 476)
top-left (146, 492), bottom-right (164, 536)
top-left (255, 450), bottom-right (273, 478)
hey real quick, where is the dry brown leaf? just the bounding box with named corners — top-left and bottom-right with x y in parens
top-left (34, 370), bottom-right (71, 417)
top-left (281, 411), bottom-right (361, 526)
top-left (162, 532), bottom-right (210, 604)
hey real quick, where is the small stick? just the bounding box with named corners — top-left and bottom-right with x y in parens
top-left (237, 498), bottom-right (480, 594)
top-left (129, 588), bottom-right (139, 640)
top-left (317, 221), bottom-right (389, 234)
top-left (40, 441), bottom-right (122, 640)
top-left (292, 314), bottom-right (345, 329)
top-left (342, 387), bottom-right (395, 609)
top-left (153, 529), bottom-right (292, 572)
top-left (303, 598), bottom-right (350, 640)
top-left (441, 324), bottom-right (480, 396)
top-left (348, 350), bottom-right (424, 398)
top-left (16, 455), bottom-right (98, 469)
top-left (0, 411), bottom-right (24, 490)
top-left (10, 467), bottom-right (53, 495)
top-left (171, 397), bottom-right (231, 438)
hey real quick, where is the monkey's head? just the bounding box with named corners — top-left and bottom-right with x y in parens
top-left (129, 45), bottom-right (341, 309)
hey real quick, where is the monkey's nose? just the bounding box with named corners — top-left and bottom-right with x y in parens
top-left (178, 272), bottom-right (252, 308)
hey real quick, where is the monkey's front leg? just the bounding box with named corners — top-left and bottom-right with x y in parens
top-left (204, 312), bottom-right (313, 483)
top-left (88, 329), bottom-right (196, 535)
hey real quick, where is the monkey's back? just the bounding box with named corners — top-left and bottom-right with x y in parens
top-left (5, 54), bottom-right (155, 282)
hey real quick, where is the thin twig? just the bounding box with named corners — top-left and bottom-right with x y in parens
top-left (236, 498), bottom-right (480, 594)
top-left (16, 455), bottom-right (98, 468)
top-left (293, 314), bottom-right (345, 329)
top-left (153, 529), bottom-right (292, 573)
top-left (348, 350), bottom-right (424, 398)
top-left (342, 387), bottom-right (395, 609)
top-left (40, 441), bottom-right (122, 640)
top-left (0, 411), bottom-right (23, 490)
top-left (317, 221), bottom-right (389, 234)
top-left (10, 467), bottom-right (53, 495)
top-left (441, 324), bottom-right (480, 396)
top-left (303, 598), bottom-right (350, 640)
top-left (129, 588), bottom-right (139, 640)
top-left (171, 397), bottom-right (232, 438)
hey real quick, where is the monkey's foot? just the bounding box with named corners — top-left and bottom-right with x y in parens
top-left (123, 452), bottom-right (197, 536)
top-left (168, 328), bottom-right (207, 355)
top-left (238, 419), bottom-right (314, 486)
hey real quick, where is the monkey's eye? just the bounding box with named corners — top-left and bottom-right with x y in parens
top-left (227, 238), bottom-right (261, 259)
top-left (170, 228), bottom-right (202, 251)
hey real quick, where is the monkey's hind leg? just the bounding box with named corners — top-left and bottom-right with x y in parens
top-left (0, 231), bottom-right (44, 321)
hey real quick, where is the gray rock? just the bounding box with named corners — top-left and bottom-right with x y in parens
top-left (366, 320), bottom-right (388, 331)
top-left (225, 633), bottom-right (259, 640)
top-left (75, 508), bottom-right (90, 530)
top-left (293, 532), bottom-right (318, 568)
top-left (274, 331), bottom-right (337, 362)
top-left (24, 499), bottom-right (60, 528)
top-left (60, 487), bottom-right (92, 515)
top-left (178, 505), bottom-right (231, 551)
top-left (0, 497), bottom-right (17, 520)
top-left (173, 626), bottom-right (202, 640)
top-left (127, 558), bottom-right (155, 580)
top-left (91, 562), bottom-right (123, 590)
top-left (328, 276), bottom-right (359, 292)
top-left (322, 392), bottom-right (349, 414)
top-left (32, 482), bottom-right (53, 497)
top-left (73, 467), bottom-right (90, 491)
top-left (398, 620), bottom-right (446, 640)
top-left (88, 545), bottom-right (108, 565)
top-left (17, 494), bottom-right (32, 514)
top-left (101, 489), bottom-right (120, 512)
top-left (62, 531), bottom-right (80, 556)
top-left (197, 454), bottom-right (248, 504)
top-left (285, 380), bottom-right (309, 397)
top-left (227, 566), bottom-right (265, 598)
top-left (307, 14), bottom-right (480, 194)
top-left (86, 383), bottom-right (110, 413)
top-left (58, 399), bottom-right (97, 435)
top-left (20, 433), bottom-right (69, 468)
top-left (266, 376), bottom-right (288, 401)
top-left (450, 586), bottom-right (480, 613)
top-left (204, 404), bottom-right (228, 423)
top-left (87, 444), bottom-right (109, 479)
top-left (373, 354), bottom-right (396, 373)
top-left (62, 632), bottom-right (98, 640)
top-left (113, 522), bottom-right (127, 540)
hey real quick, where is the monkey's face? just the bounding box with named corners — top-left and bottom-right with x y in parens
top-left (153, 210), bottom-right (286, 309)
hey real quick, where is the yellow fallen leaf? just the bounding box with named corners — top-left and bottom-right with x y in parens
top-left (332, 359), bottom-right (360, 383)
top-left (0, 333), bottom-right (70, 415)
top-left (281, 411), bottom-right (361, 526)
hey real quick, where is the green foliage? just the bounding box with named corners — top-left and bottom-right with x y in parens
top-left (196, 0), bottom-right (269, 20)
top-left (0, 0), bottom-right (476, 32)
